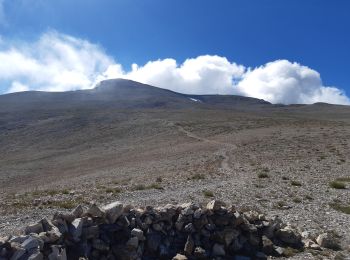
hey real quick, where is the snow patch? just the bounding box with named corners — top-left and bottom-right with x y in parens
top-left (189, 97), bottom-right (201, 102)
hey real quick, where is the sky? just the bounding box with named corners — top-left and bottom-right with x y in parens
top-left (0, 0), bottom-right (349, 104)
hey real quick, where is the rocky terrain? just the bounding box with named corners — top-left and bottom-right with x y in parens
top-left (0, 79), bottom-right (350, 259)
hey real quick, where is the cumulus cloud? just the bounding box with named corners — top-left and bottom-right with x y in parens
top-left (108, 56), bottom-right (245, 95)
top-left (0, 31), bottom-right (349, 105)
top-left (0, 31), bottom-right (114, 92)
top-left (236, 60), bottom-right (350, 105)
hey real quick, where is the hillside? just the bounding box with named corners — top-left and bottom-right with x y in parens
top-left (0, 79), bottom-right (350, 259)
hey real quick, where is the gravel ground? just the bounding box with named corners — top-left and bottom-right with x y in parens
top-left (1, 107), bottom-right (350, 259)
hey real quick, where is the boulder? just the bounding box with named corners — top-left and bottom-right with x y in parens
top-left (212, 243), bottom-right (225, 256)
top-left (48, 245), bottom-right (67, 260)
top-left (70, 218), bottom-right (83, 242)
top-left (103, 201), bottom-right (123, 223)
top-left (126, 237), bottom-right (139, 250)
top-left (130, 228), bottom-right (145, 241)
top-left (276, 226), bottom-right (301, 245)
top-left (316, 233), bottom-right (340, 250)
top-left (206, 200), bottom-right (225, 211)
top-left (86, 204), bottom-right (105, 218)
top-left (172, 254), bottom-right (188, 260)
top-left (25, 223), bottom-right (43, 235)
top-left (184, 235), bottom-right (194, 255)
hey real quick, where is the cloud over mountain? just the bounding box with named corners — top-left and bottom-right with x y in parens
top-left (0, 31), bottom-right (349, 105)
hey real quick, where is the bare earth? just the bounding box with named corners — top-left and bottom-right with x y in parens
top-left (0, 82), bottom-right (350, 258)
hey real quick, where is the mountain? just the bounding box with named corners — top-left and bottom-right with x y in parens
top-left (0, 79), bottom-right (271, 112)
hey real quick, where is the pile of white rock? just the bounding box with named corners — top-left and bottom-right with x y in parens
top-left (0, 200), bottom-right (317, 260)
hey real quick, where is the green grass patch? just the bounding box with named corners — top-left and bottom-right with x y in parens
top-left (105, 187), bottom-right (122, 194)
top-left (329, 181), bottom-right (346, 189)
top-left (292, 197), bottom-right (302, 203)
top-left (335, 177), bottom-right (350, 182)
top-left (330, 203), bottom-right (350, 214)
top-left (202, 190), bottom-right (214, 198)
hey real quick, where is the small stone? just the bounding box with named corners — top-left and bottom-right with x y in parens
top-left (83, 226), bottom-right (99, 239)
top-left (86, 204), bottom-right (105, 218)
top-left (103, 201), bottom-right (123, 223)
top-left (184, 235), bottom-right (194, 255)
top-left (172, 253), bottom-right (188, 260)
top-left (193, 246), bottom-right (206, 258)
top-left (206, 200), bottom-right (225, 211)
top-left (10, 247), bottom-right (26, 260)
top-left (276, 226), bottom-right (301, 245)
top-left (21, 236), bottom-right (40, 251)
top-left (224, 228), bottom-right (239, 246)
top-left (152, 223), bottom-right (162, 231)
top-left (147, 233), bottom-right (161, 252)
top-left (92, 239), bottom-right (109, 251)
top-left (48, 245), bottom-right (67, 260)
top-left (193, 209), bottom-right (202, 219)
top-left (273, 246), bottom-right (285, 256)
top-left (71, 204), bottom-right (84, 218)
top-left (46, 227), bottom-right (62, 243)
top-left (304, 239), bottom-right (321, 250)
top-left (70, 218), bottom-right (83, 242)
top-left (212, 243), bottom-right (225, 256)
top-left (243, 211), bottom-right (259, 222)
top-left (262, 235), bottom-right (274, 254)
top-left (126, 237), bottom-right (139, 250)
top-left (28, 250), bottom-right (43, 260)
top-left (184, 223), bottom-right (195, 233)
top-left (25, 223), bottom-right (44, 235)
top-left (131, 228), bottom-right (145, 241)
top-left (316, 233), bottom-right (340, 249)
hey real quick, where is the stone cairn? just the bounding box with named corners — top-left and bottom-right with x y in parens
top-left (0, 200), bottom-right (306, 260)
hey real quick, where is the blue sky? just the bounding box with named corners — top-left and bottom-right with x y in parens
top-left (0, 0), bottom-right (349, 104)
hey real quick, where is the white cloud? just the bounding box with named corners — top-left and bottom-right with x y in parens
top-left (0, 31), bottom-right (349, 105)
top-left (0, 31), bottom-right (114, 92)
top-left (110, 55), bottom-right (245, 95)
top-left (7, 81), bottom-right (29, 93)
top-left (236, 60), bottom-right (350, 105)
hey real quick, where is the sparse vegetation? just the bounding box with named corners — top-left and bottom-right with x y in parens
top-left (275, 200), bottom-right (288, 209)
top-left (283, 247), bottom-right (300, 257)
top-left (189, 173), bottom-right (205, 180)
top-left (133, 184), bottom-right (146, 190)
top-left (258, 172), bottom-right (269, 178)
top-left (50, 200), bottom-right (78, 209)
top-left (329, 181), bottom-right (346, 189)
top-left (105, 187), bottom-right (122, 194)
top-left (290, 180), bottom-right (302, 186)
top-left (148, 183), bottom-right (164, 190)
top-left (202, 190), bottom-right (214, 198)
top-left (133, 183), bottom-right (163, 191)
top-left (335, 177), bottom-right (350, 182)
top-left (330, 203), bottom-right (350, 214)
top-left (292, 197), bottom-right (302, 203)
top-left (305, 195), bottom-right (313, 200)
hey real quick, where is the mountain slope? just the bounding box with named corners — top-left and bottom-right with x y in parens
top-left (0, 79), bottom-right (271, 112)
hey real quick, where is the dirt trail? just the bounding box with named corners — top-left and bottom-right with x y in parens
top-left (175, 124), bottom-right (236, 173)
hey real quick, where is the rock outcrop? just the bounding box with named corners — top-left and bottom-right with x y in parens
top-left (0, 200), bottom-right (305, 259)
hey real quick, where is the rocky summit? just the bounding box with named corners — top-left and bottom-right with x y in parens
top-left (0, 200), bottom-right (342, 260)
